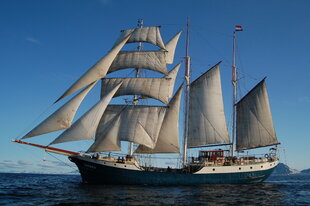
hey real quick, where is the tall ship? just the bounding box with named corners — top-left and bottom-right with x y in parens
top-left (13, 21), bottom-right (280, 185)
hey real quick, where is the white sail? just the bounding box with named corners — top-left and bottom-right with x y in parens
top-left (188, 63), bottom-right (229, 147)
top-left (49, 83), bottom-right (122, 145)
top-left (55, 35), bottom-right (131, 103)
top-left (87, 115), bottom-right (121, 152)
top-left (22, 82), bottom-right (96, 139)
top-left (113, 26), bottom-right (166, 50)
top-left (95, 105), bottom-right (166, 149)
top-left (101, 63), bottom-right (180, 104)
top-left (236, 79), bottom-right (278, 151)
top-left (135, 85), bottom-right (182, 153)
top-left (108, 51), bottom-right (168, 74)
top-left (163, 31), bottom-right (182, 64)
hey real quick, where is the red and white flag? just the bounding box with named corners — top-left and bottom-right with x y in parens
top-left (235, 25), bottom-right (243, 31)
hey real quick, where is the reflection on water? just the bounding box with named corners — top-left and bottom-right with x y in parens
top-left (1, 173), bottom-right (310, 205)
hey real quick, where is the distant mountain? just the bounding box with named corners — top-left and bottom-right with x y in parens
top-left (301, 168), bottom-right (310, 174)
top-left (272, 163), bottom-right (300, 175)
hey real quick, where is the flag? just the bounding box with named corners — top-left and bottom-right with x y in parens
top-left (235, 25), bottom-right (243, 31)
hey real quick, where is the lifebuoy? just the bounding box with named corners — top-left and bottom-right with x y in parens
top-left (264, 154), bottom-right (269, 158)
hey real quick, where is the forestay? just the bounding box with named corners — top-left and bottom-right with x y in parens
top-left (22, 82), bottom-right (96, 139)
top-left (188, 63), bottom-right (230, 147)
top-left (236, 79), bottom-right (278, 151)
top-left (113, 26), bottom-right (166, 50)
top-left (94, 105), bottom-right (166, 150)
top-left (101, 63), bottom-right (181, 104)
top-left (49, 83), bottom-right (122, 145)
top-left (135, 85), bottom-right (183, 153)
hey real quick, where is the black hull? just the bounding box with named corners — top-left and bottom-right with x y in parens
top-left (69, 156), bottom-right (277, 185)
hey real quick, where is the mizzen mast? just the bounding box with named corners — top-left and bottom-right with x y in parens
top-left (231, 25), bottom-right (243, 157)
top-left (183, 18), bottom-right (190, 167)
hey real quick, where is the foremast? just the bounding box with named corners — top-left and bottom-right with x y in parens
top-left (129, 18), bottom-right (144, 156)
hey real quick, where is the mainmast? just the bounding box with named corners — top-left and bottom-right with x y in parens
top-left (129, 18), bottom-right (144, 156)
top-left (231, 25), bottom-right (242, 157)
top-left (183, 18), bottom-right (190, 167)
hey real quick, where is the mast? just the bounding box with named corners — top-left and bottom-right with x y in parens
top-left (231, 25), bottom-right (242, 157)
top-left (129, 18), bottom-right (144, 156)
top-left (183, 18), bottom-right (190, 167)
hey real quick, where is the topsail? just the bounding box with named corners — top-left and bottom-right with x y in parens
top-left (101, 63), bottom-right (181, 104)
top-left (113, 26), bottom-right (166, 50)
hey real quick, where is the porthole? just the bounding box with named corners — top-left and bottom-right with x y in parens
top-left (124, 165), bottom-right (127, 167)
top-left (114, 164), bottom-right (116, 166)
top-left (250, 167), bottom-right (253, 169)
top-left (213, 168), bottom-right (215, 171)
top-left (261, 166), bottom-right (263, 168)
top-left (270, 164), bottom-right (272, 166)
top-left (239, 167), bottom-right (241, 170)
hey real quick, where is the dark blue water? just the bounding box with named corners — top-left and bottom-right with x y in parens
top-left (1, 173), bottom-right (310, 205)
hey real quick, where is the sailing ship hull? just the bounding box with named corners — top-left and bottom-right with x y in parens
top-left (69, 155), bottom-right (278, 185)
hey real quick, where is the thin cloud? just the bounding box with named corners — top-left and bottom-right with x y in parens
top-left (298, 96), bottom-right (310, 104)
top-left (26, 37), bottom-right (41, 45)
top-left (37, 160), bottom-right (74, 169)
top-left (99, 0), bottom-right (111, 6)
top-left (0, 160), bottom-right (22, 169)
top-left (18, 160), bottom-right (33, 166)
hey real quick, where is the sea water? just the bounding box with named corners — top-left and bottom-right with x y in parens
top-left (1, 173), bottom-right (310, 205)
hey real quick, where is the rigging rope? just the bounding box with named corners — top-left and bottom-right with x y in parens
top-left (46, 152), bottom-right (79, 173)
top-left (16, 104), bottom-right (54, 140)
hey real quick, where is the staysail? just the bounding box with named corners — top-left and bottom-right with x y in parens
top-left (49, 83), bottom-right (122, 145)
top-left (55, 35), bottom-right (131, 103)
top-left (163, 31), bottom-right (182, 64)
top-left (236, 78), bottom-right (279, 151)
top-left (88, 115), bottom-right (122, 152)
top-left (101, 63), bottom-right (181, 104)
top-left (135, 85), bottom-right (183, 153)
top-left (187, 63), bottom-right (230, 147)
top-left (22, 82), bottom-right (96, 139)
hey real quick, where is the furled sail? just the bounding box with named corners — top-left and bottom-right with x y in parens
top-left (108, 51), bottom-right (168, 74)
top-left (135, 85), bottom-right (183, 153)
top-left (163, 31), bottom-right (182, 64)
top-left (22, 82), bottom-right (96, 139)
top-left (54, 35), bottom-right (131, 103)
top-left (49, 83), bottom-right (122, 145)
top-left (236, 78), bottom-right (279, 151)
top-left (187, 63), bottom-right (229, 147)
top-left (101, 63), bottom-right (181, 104)
top-left (95, 105), bottom-right (166, 149)
top-left (113, 26), bottom-right (166, 50)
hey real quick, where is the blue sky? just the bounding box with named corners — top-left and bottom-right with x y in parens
top-left (1, 0), bottom-right (310, 173)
